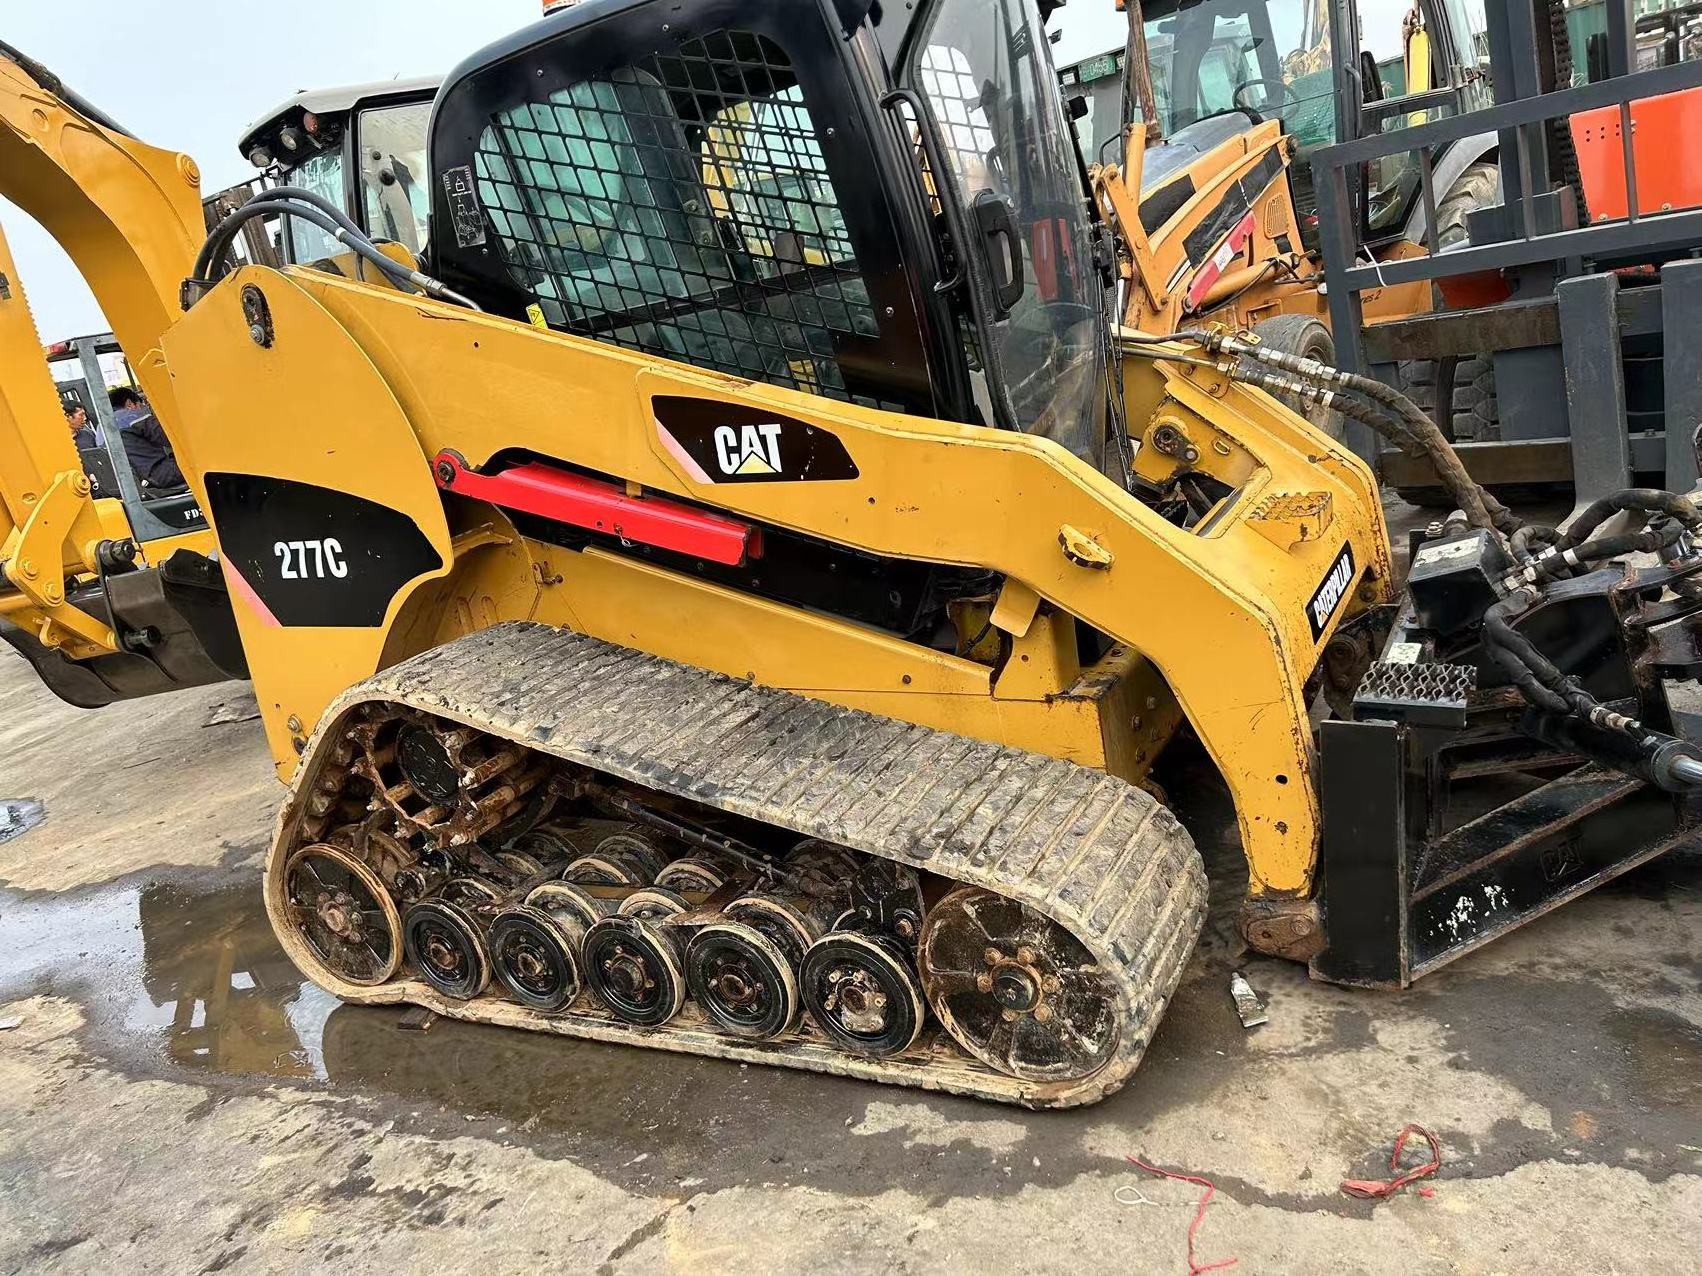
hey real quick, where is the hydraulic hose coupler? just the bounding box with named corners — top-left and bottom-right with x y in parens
top-left (1648, 737), bottom-right (1702, 792)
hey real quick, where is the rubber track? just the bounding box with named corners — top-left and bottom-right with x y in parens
top-left (267, 623), bottom-right (1208, 1108)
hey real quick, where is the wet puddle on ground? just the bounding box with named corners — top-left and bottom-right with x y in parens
top-left (6, 858), bottom-right (1696, 1196)
top-left (0, 874), bottom-right (1037, 1184)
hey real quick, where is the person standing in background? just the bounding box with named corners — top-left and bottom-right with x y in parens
top-left (65, 401), bottom-right (100, 452)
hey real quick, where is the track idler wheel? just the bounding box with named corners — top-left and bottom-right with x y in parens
top-left (281, 844), bottom-right (403, 987)
top-left (800, 931), bottom-right (925, 1057)
top-left (489, 905), bottom-right (582, 1012)
top-left (919, 887), bottom-right (1121, 1083)
top-left (582, 916), bottom-right (686, 1027)
top-left (403, 898), bottom-right (492, 1000)
top-left (686, 921), bottom-right (801, 1039)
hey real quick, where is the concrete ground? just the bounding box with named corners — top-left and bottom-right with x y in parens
top-left (1, 545), bottom-right (1698, 1273)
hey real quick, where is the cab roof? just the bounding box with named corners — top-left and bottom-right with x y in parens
top-left (238, 75), bottom-right (442, 166)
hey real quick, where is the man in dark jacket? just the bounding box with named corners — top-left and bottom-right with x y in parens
top-left (110, 387), bottom-right (185, 491)
top-left (65, 402), bottom-right (100, 452)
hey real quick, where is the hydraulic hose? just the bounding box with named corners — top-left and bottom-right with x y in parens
top-left (1556, 488), bottom-right (1702, 551)
top-left (190, 187), bottom-right (480, 311)
top-left (1203, 331), bottom-right (1517, 534)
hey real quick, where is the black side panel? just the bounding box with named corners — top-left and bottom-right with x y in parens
top-left (653, 396), bottom-right (860, 483)
top-left (1181, 149), bottom-right (1285, 267)
top-left (1312, 718), bottom-right (1409, 988)
top-left (1139, 176), bottom-right (1196, 235)
top-left (203, 473), bottom-right (442, 628)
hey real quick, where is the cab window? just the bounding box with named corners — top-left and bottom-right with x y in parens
top-left (358, 100), bottom-right (434, 256)
top-left (472, 33), bottom-right (882, 403)
top-left (1142, 0), bottom-right (1337, 149)
top-left (286, 150), bottom-right (347, 263)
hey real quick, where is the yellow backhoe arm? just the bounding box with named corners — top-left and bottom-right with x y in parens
top-left (0, 48), bottom-right (207, 657)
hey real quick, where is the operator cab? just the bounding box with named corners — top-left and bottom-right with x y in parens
top-left (426, 0), bottom-right (1112, 467)
top-left (1135, 0), bottom-right (1491, 242)
top-left (240, 77), bottom-right (441, 264)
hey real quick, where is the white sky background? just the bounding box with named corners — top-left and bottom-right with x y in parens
top-left (2, 0), bottom-right (543, 338)
top-left (6, 0), bottom-right (1488, 338)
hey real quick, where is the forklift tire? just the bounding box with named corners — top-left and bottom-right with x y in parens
top-left (1394, 161), bottom-right (1519, 507)
top-left (1242, 315), bottom-right (1344, 441)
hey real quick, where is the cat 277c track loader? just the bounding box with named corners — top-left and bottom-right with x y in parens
top-left (3, 0), bottom-right (1701, 1109)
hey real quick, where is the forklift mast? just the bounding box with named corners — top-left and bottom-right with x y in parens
top-left (1313, 0), bottom-right (1702, 498)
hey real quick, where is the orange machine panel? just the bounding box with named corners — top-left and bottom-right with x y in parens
top-left (1571, 86), bottom-right (1702, 222)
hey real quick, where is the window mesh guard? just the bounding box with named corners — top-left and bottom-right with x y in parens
top-left (473, 30), bottom-right (882, 403)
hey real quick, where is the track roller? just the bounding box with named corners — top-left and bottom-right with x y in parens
top-left (488, 905), bottom-right (582, 1012)
top-left (402, 898), bottom-right (492, 1000)
top-left (617, 886), bottom-right (692, 920)
top-left (280, 844), bottom-right (402, 987)
top-left (919, 886), bottom-right (1121, 1083)
top-left (686, 921), bottom-right (801, 1039)
top-left (494, 850), bottom-right (548, 880)
top-left (726, 892), bottom-right (828, 963)
top-left (800, 930), bottom-right (925, 1057)
top-left (654, 856), bottom-right (734, 893)
top-left (582, 915), bottom-right (687, 1027)
top-left (563, 842), bottom-right (659, 886)
top-left (526, 880), bottom-right (610, 930)
top-left (440, 875), bottom-right (504, 907)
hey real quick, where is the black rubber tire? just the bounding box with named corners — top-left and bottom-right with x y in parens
top-left (1394, 161), bottom-right (1513, 507)
top-left (1240, 314), bottom-right (1344, 441)
top-left (1398, 160), bottom-right (1503, 442)
top-left (1397, 352), bottom-right (1499, 444)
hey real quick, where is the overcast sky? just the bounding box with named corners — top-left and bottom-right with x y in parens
top-left (1, 1), bottom-right (1129, 339)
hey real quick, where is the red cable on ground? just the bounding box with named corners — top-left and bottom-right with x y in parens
top-left (1339, 1124), bottom-right (1443, 1200)
top-left (1124, 1155), bottom-right (1238, 1275)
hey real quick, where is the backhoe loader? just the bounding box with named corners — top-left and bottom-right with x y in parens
top-left (1095, 0), bottom-right (1508, 458)
top-left (3, 0), bottom-right (1701, 1110)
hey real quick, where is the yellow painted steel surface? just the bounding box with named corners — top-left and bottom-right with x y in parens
top-left (2, 48), bottom-right (1393, 903)
top-left (160, 269), bottom-right (1391, 895)
top-left (0, 55), bottom-right (214, 657)
top-left (1098, 120), bottom-right (1433, 340)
